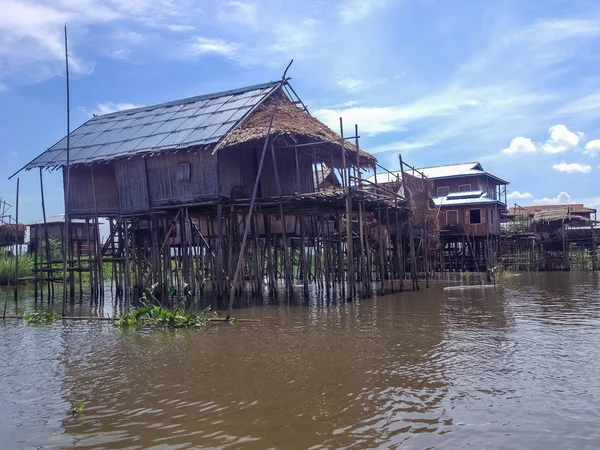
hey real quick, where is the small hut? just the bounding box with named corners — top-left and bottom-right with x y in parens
top-left (27, 214), bottom-right (101, 258)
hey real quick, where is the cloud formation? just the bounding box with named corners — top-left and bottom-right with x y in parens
top-left (502, 137), bottom-right (536, 154)
top-left (542, 124), bottom-right (581, 153)
top-left (584, 139), bottom-right (600, 156)
top-left (507, 191), bottom-right (534, 200)
top-left (534, 192), bottom-right (572, 204)
top-left (552, 161), bottom-right (592, 174)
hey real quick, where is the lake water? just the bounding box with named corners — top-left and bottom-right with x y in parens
top-left (1, 272), bottom-right (599, 449)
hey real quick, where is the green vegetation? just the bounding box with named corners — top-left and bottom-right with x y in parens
top-left (23, 311), bottom-right (59, 324)
top-left (0, 254), bottom-right (34, 285)
top-left (493, 266), bottom-right (516, 283)
top-left (115, 283), bottom-right (224, 329)
top-left (72, 401), bottom-right (85, 414)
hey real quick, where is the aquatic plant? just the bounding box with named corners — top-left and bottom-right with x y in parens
top-left (116, 284), bottom-right (221, 329)
top-left (493, 266), bottom-right (515, 283)
top-left (23, 311), bottom-right (59, 324)
top-left (72, 401), bottom-right (85, 414)
top-left (0, 254), bottom-right (34, 285)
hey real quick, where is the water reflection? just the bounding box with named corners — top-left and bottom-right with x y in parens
top-left (1, 272), bottom-right (599, 449)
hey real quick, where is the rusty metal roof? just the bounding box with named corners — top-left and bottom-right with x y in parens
top-left (20, 81), bottom-right (280, 171)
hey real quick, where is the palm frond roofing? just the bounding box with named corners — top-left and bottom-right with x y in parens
top-left (21, 81), bottom-right (281, 170)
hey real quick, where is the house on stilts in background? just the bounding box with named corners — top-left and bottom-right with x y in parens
top-left (369, 161), bottom-right (508, 272)
top-left (501, 203), bottom-right (598, 271)
top-left (12, 79), bottom-right (434, 306)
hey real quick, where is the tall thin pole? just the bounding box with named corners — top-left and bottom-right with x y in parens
top-left (13, 178), bottom-right (20, 302)
top-left (62, 24), bottom-right (71, 315)
top-left (226, 60), bottom-right (293, 319)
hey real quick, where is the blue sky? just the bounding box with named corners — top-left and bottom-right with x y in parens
top-left (0, 0), bottom-right (598, 223)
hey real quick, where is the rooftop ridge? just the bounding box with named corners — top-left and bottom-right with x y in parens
top-left (96, 80), bottom-right (280, 120)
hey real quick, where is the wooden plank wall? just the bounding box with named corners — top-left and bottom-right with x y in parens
top-left (68, 163), bottom-right (118, 216)
top-left (115, 158), bottom-right (149, 213)
top-left (219, 145), bottom-right (314, 198)
top-left (146, 150), bottom-right (218, 207)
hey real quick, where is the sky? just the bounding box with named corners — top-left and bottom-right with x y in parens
top-left (0, 0), bottom-right (598, 223)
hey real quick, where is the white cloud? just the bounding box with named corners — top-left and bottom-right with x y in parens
top-left (584, 139), bottom-right (600, 156)
top-left (93, 102), bottom-right (143, 115)
top-left (552, 161), bottom-right (592, 174)
top-left (186, 36), bottom-right (238, 57)
top-left (507, 191), bottom-right (534, 200)
top-left (314, 85), bottom-right (489, 136)
top-left (340, 0), bottom-right (389, 23)
top-left (534, 192), bottom-right (572, 204)
top-left (163, 24), bottom-right (195, 32)
top-left (9, 151), bottom-right (17, 157)
top-left (338, 77), bottom-right (364, 91)
top-left (114, 30), bottom-right (144, 43)
top-left (502, 136), bottom-right (536, 154)
top-left (218, 1), bottom-right (259, 29)
top-left (542, 124), bottom-right (580, 153)
top-left (368, 140), bottom-right (436, 154)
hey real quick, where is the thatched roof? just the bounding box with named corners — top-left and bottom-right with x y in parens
top-left (220, 92), bottom-right (376, 169)
top-left (313, 167), bottom-right (342, 190)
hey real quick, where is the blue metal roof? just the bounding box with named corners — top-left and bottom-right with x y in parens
top-left (23, 81), bottom-right (281, 170)
top-left (433, 193), bottom-right (504, 207)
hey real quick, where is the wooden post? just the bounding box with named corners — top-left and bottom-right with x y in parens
top-left (399, 155), bottom-right (418, 290)
top-left (339, 118), bottom-right (354, 300)
top-left (591, 216), bottom-right (597, 271)
top-left (39, 169), bottom-right (52, 300)
top-left (226, 71), bottom-right (289, 319)
top-left (13, 178), bottom-right (20, 302)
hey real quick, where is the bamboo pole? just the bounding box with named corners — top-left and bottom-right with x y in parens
top-left (62, 25), bottom-right (71, 315)
top-left (340, 117), bottom-right (353, 300)
top-left (226, 66), bottom-right (290, 319)
top-left (13, 178), bottom-right (19, 302)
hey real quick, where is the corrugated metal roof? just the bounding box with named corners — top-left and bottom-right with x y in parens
top-left (418, 162), bottom-right (483, 179)
top-left (446, 190), bottom-right (483, 199)
top-left (23, 81), bottom-right (280, 170)
top-left (433, 193), bottom-right (501, 207)
top-left (364, 162), bottom-right (508, 185)
top-left (26, 214), bottom-right (93, 225)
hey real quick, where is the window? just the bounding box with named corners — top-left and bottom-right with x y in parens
top-left (177, 162), bottom-right (191, 181)
top-left (446, 210), bottom-right (459, 225)
top-left (437, 186), bottom-right (449, 197)
top-left (469, 209), bottom-right (481, 224)
top-left (458, 184), bottom-right (471, 192)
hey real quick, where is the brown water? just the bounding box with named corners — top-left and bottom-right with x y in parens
top-left (1, 272), bottom-right (599, 449)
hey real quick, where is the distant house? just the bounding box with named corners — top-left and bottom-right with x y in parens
top-left (27, 214), bottom-right (100, 258)
top-left (368, 162), bottom-right (508, 237)
top-left (507, 204), bottom-right (596, 221)
top-left (0, 224), bottom-right (25, 248)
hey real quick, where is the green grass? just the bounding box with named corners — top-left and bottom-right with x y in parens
top-left (0, 254), bottom-right (34, 285)
top-left (23, 311), bottom-right (59, 324)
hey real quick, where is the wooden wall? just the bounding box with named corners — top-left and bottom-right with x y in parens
top-left (66, 144), bottom-right (315, 216)
top-left (219, 145), bottom-right (313, 198)
top-left (115, 158), bottom-right (150, 214)
top-left (439, 204), bottom-right (501, 236)
top-left (145, 150), bottom-right (218, 207)
top-left (68, 163), bottom-right (118, 216)
top-left (433, 175), bottom-right (498, 198)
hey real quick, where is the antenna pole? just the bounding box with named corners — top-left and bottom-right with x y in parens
top-left (62, 24), bottom-right (71, 314)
